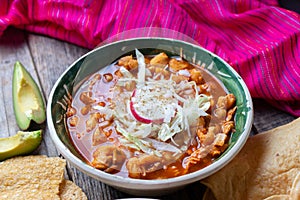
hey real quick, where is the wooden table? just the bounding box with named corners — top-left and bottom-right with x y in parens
top-left (0, 27), bottom-right (296, 200)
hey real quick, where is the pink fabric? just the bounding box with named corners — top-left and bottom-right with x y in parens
top-left (1, 0), bottom-right (299, 116)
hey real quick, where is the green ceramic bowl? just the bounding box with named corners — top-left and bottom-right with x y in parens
top-left (47, 38), bottom-right (253, 196)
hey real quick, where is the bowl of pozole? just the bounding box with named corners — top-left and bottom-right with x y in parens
top-left (47, 38), bottom-right (253, 195)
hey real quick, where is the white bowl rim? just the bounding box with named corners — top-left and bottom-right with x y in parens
top-left (47, 37), bottom-right (253, 189)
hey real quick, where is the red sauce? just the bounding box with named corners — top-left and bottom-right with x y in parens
top-left (66, 52), bottom-right (236, 179)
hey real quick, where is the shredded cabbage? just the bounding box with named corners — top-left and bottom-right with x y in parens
top-left (143, 138), bottom-right (182, 154)
top-left (112, 49), bottom-right (211, 157)
top-left (136, 49), bottom-right (146, 84)
top-left (115, 121), bottom-right (159, 156)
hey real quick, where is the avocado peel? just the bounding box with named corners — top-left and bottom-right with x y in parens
top-left (0, 130), bottom-right (43, 161)
top-left (13, 61), bottom-right (46, 130)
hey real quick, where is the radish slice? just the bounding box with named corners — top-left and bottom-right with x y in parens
top-left (129, 90), bottom-right (152, 124)
top-left (129, 89), bottom-right (164, 124)
top-left (129, 100), bottom-right (153, 124)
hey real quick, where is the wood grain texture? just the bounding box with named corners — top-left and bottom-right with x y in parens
top-left (0, 28), bottom-right (38, 137)
top-left (0, 27), bottom-right (296, 200)
top-left (252, 99), bottom-right (295, 133)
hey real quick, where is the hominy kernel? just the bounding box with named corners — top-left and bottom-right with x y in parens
top-left (69, 116), bottom-right (78, 127)
top-left (103, 73), bottom-right (113, 82)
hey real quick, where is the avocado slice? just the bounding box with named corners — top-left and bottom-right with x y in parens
top-left (0, 130), bottom-right (42, 161)
top-left (13, 61), bottom-right (46, 130)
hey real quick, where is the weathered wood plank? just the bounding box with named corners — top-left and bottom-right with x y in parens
top-left (252, 99), bottom-right (296, 133)
top-left (26, 35), bottom-right (88, 99)
top-left (26, 33), bottom-right (89, 157)
top-left (17, 28), bottom-right (295, 200)
top-left (26, 33), bottom-right (121, 200)
top-left (0, 28), bottom-right (38, 137)
top-left (0, 28), bottom-right (57, 156)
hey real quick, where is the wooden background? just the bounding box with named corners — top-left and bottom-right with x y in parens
top-left (0, 27), bottom-right (296, 200)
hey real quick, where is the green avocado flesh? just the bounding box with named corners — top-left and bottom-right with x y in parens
top-left (0, 130), bottom-right (42, 161)
top-left (13, 61), bottom-right (46, 130)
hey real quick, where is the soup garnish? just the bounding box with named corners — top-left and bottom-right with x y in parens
top-left (66, 49), bottom-right (237, 179)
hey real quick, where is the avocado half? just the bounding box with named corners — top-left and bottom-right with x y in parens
top-left (0, 130), bottom-right (43, 161)
top-left (12, 61), bottom-right (46, 130)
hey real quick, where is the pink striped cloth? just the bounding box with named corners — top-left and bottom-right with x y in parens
top-left (0, 0), bottom-right (299, 116)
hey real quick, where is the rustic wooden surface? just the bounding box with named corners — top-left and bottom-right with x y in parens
top-left (0, 27), bottom-right (296, 200)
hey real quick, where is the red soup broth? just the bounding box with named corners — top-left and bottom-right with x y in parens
top-left (66, 51), bottom-right (236, 179)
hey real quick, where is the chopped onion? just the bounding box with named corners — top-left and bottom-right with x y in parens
top-left (119, 66), bottom-right (133, 78)
top-left (178, 69), bottom-right (190, 77)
